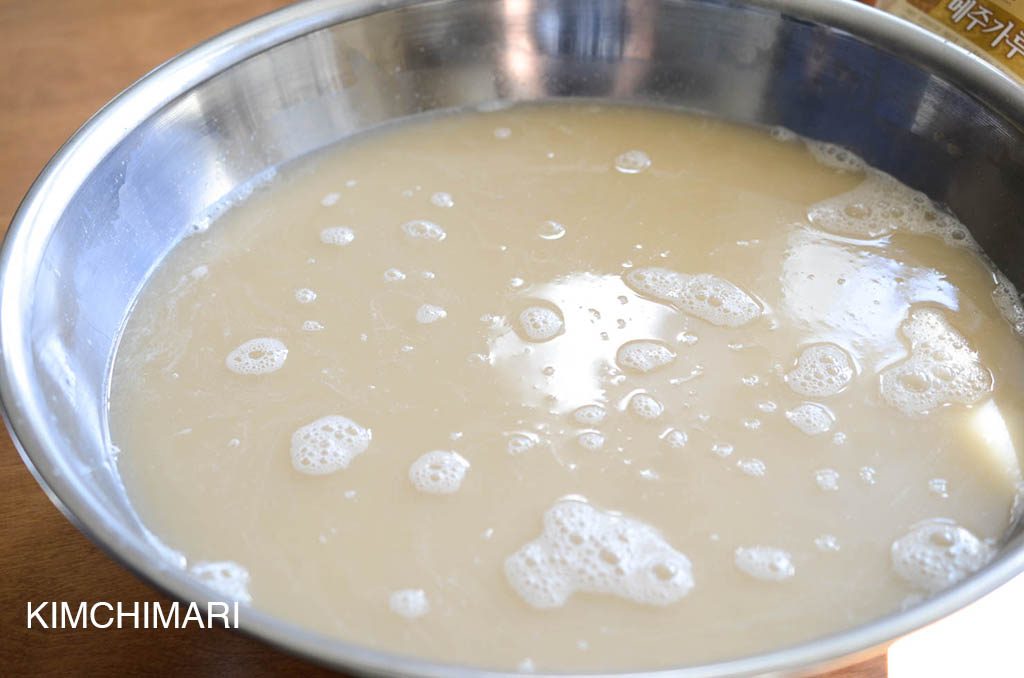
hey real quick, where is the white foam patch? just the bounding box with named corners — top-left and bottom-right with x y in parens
top-left (290, 415), bottom-right (371, 475)
top-left (506, 432), bottom-right (539, 455)
top-left (815, 535), bottom-right (841, 552)
top-left (993, 271), bottom-right (1024, 336)
top-left (504, 498), bottom-right (694, 608)
top-left (786, 343), bottom-right (854, 397)
top-left (616, 340), bottom-right (676, 373)
top-left (416, 304), bottom-right (447, 324)
top-left (805, 141), bottom-right (866, 173)
top-left (624, 268), bottom-right (760, 327)
top-left (190, 560), bottom-right (252, 602)
top-left (785, 403), bottom-right (835, 435)
top-left (573, 404), bottom-right (607, 426)
top-left (321, 192), bottom-right (340, 207)
top-left (409, 450), bottom-right (470, 494)
top-left (891, 519), bottom-right (994, 593)
top-left (402, 219), bottom-right (447, 241)
top-left (880, 309), bottom-right (992, 415)
top-left (614, 150), bottom-right (652, 174)
top-left (320, 226), bottom-right (355, 246)
top-left (384, 268), bottom-right (406, 282)
top-left (517, 306), bottom-right (565, 342)
top-left (302, 320), bottom-right (324, 332)
top-left (389, 588), bottom-right (429, 619)
top-left (629, 393), bottom-right (664, 420)
top-left (737, 458), bottom-right (767, 477)
top-left (734, 546), bottom-right (795, 582)
top-left (225, 338), bottom-right (288, 375)
top-left (807, 170), bottom-right (975, 246)
top-left (294, 288), bottom-right (317, 304)
top-left (661, 428), bottom-right (688, 449)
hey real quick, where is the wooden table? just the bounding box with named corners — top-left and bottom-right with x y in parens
top-left (0, 1), bottom-right (885, 675)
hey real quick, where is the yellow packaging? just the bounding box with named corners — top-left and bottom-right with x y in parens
top-left (875, 0), bottom-right (1024, 81)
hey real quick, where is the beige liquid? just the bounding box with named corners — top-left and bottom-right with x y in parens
top-left (109, 103), bottom-right (1024, 672)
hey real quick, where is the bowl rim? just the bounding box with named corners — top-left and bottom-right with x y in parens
top-left (4, 0), bottom-right (1024, 675)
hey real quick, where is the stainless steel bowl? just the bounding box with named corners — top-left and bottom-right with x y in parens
top-left (5, 0), bottom-right (1024, 675)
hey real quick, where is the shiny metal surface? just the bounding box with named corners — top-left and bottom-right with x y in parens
top-left (4, 0), bottom-right (1024, 675)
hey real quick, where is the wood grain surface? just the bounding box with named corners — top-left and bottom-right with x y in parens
top-left (0, 1), bottom-right (885, 675)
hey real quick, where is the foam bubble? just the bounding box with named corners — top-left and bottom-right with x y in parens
top-left (623, 268), bottom-right (760, 327)
top-left (320, 226), bottom-right (355, 246)
top-left (225, 338), bottom-right (288, 375)
top-left (384, 268), bottom-right (406, 282)
top-left (402, 219), bottom-right (447, 241)
top-left (891, 519), bottom-right (994, 593)
top-left (786, 344), bottom-right (854, 397)
top-left (302, 320), bottom-right (324, 332)
top-left (573, 404), bottom-right (607, 426)
top-left (506, 432), bottom-right (539, 455)
top-left (805, 141), bottom-right (866, 172)
top-left (294, 288), bottom-right (317, 304)
top-left (769, 126), bottom-right (797, 143)
top-left (416, 304), bottom-right (448, 324)
top-left (577, 431), bottom-right (606, 451)
top-left (538, 221), bottom-right (567, 240)
top-left (517, 305), bottom-right (565, 342)
top-left (616, 340), bottom-right (676, 373)
top-left (320, 192), bottom-right (341, 207)
top-left (808, 170), bottom-right (975, 246)
top-left (504, 498), bottom-right (694, 608)
top-left (879, 308), bottom-right (992, 415)
top-left (494, 127), bottom-right (512, 139)
top-left (430, 192), bottom-right (454, 208)
top-left (992, 272), bottom-right (1024, 336)
top-left (661, 428), bottom-right (688, 449)
top-left (290, 415), bottom-right (371, 475)
top-left (190, 560), bottom-right (252, 602)
top-left (734, 546), bottom-right (795, 582)
top-left (928, 478), bottom-right (950, 498)
top-left (785, 403), bottom-right (835, 435)
top-left (389, 588), bottom-right (429, 619)
top-left (815, 535), bottom-right (841, 552)
top-left (815, 468), bottom-right (840, 492)
top-left (409, 450), bottom-right (470, 494)
top-left (614, 150), bottom-right (651, 174)
top-left (629, 393), bottom-right (664, 420)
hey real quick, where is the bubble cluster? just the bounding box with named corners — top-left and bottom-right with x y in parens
top-left (517, 305), bottom-right (565, 342)
top-left (294, 288), bottom-right (317, 304)
top-left (891, 519), bottom-right (994, 593)
top-left (785, 403), bottom-right (835, 436)
top-left (815, 535), bottom-right (841, 552)
top-left (190, 560), bottom-right (252, 602)
top-left (408, 451), bottom-right (470, 494)
top-left (614, 150), bottom-right (652, 174)
top-left (504, 498), bottom-right (694, 608)
top-left (402, 219), bottom-right (447, 241)
top-left (737, 458), bottom-right (767, 477)
top-left (786, 344), bottom-right (854, 397)
top-left (320, 192), bottom-right (340, 207)
top-left (623, 268), bottom-right (761, 327)
top-left (879, 309), bottom-right (992, 415)
top-left (384, 268), bottom-right (406, 282)
top-left (661, 428), bottom-right (688, 449)
top-left (290, 415), bottom-right (371, 475)
top-left (320, 226), bottom-right (355, 246)
top-left (506, 432), bottom-right (539, 455)
top-left (629, 393), bottom-right (664, 420)
top-left (616, 340), bottom-right (676, 373)
top-left (389, 588), bottom-right (429, 619)
top-left (992, 272), bottom-right (1024, 336)
top-left (577, 431), bottom-right (606, 451)
top-left (815, 468), bottom-right (840, 492)
top-left (416, 304), bottom-right (448, 324)
top-left (430, 192), bottom-right (454, 208)
top-left (734, 546), bottom-right (795, 582)
top-left (302, 320), bottom-right (324, 332)
top-left (573, 404), bottom-right (607, 426)
top-left (805, 141), bottom-right (866, 173)
top-left (225, 338), bottom-right (288, 375)
top-left (808, 171), bottom-right (974, 246)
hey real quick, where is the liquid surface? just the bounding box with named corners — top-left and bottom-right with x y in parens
top-left (109, 104), bottom-right (1024, 672)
